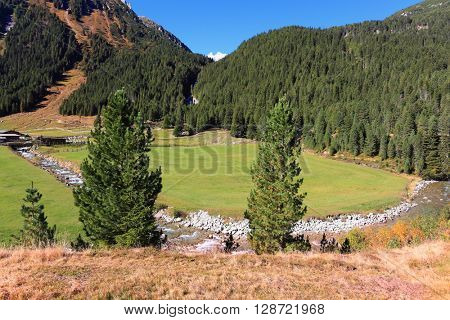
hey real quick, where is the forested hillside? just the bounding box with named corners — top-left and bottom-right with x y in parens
top-left (60, 43), bottom-right (208, 118)
top-left (0, 1), bottom-right (80, 116)
top-left (191, 0), bottom-right (449, 179)
top-left (54, 0), bottom-right (210, 119)
top-left (0, 0), bottom-right (209, 121)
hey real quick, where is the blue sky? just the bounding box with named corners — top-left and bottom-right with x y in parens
top-left (128, 0), bottom-right (421, 55)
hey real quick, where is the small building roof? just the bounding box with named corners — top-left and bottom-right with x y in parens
top-left (0, 134), bottom-right (21, 137)
top-left (0, 130), bottom-right (25, 135)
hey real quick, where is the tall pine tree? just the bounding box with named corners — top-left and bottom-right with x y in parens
top-left (74, 90), bottom-right (162, 247)
top-left (18, 182), bottom-right (56, 247)
top-left (424, 116), bottom-right (441, 179)
top-left (244, 98), bottom-right (307, 254)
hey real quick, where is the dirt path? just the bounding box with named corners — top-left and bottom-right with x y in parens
top-left (0, 68), bottom-right (95, 135)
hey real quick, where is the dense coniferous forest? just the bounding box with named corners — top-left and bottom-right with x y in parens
top-left (60, 42), bottom-right (209, 118)
top-left (0, 1), bottom-right (81, 116)
top-left (0, 0), bottom-right (207, 119)
top-left (191, 0), bottom-right (449, 179)
top-left (0, 0), bottom-right (447, 180)
top-left (55, 0), bottom-right (210, 119)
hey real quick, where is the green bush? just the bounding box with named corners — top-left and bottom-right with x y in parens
top-left (411, 214), bottom-right (440, 240)
top-left (387, 237), bottom-right (402, 249)
top-left (346, 228), bottom-right (367, 251)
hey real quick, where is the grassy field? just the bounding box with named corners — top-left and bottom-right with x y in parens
top-left (38, 130), bottom-right (409, 217)
top-left (0, 147), bottom-right (81, 243)
top-left (0, 130), bottom-right (410, 243)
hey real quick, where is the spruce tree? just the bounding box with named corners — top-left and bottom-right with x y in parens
top-left (18, 182), bottom-right (56, 247)
top-left (74, 90), bottom-right (162, 247)
top-left (379, 134), bottom-right (388, 160)
top-left (438, 108), bottom-right (449, 180)
top-left (402, 134), bottom-right (414, 174)
top-left (173, 106), bottom-right (184, 137)
top-left (349, 119), bottom-right (361, 156)
top-left (230, 107), bottom-right (246, 138)
top-left (244, 98), bottom-right (307, 254)
top-left (364, 126), bottom-right (378, 156)
top-left (424, 116), bottom-right (441, 179)
top-left (162, 114), bottom-right (172, 129)
top-left (387, 137), bottom-right (396, 159)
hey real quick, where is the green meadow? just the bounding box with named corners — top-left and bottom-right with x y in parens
top-left (0, 147), bottom-right (81, 243)
top-left (39, 130), bottom-right (409, 215)
top-left (0, 130), bottom-right (410, 242)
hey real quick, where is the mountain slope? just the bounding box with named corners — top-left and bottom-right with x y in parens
top-left (191, 0), bottom-right (449, 179)
top-left (139, 16), bottom-right (191, 52)
top-left (0, 1), bottom-right (81, 116)
top-left (0, 0), bottom-right (208, 121)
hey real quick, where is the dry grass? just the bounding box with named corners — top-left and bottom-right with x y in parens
top-left (0, 241), bottom-right (448, 300)
top-left (0, 68), bottom-right (95, 134)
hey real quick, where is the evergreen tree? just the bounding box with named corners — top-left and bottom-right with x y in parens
top-left (387, 137), bottom-right (396, 159)
top-left (230, 107), bottom-right (246, 138)
top-left (438, 108), bottom-right (449, 179)
top-left (424, 116), bottom-right (441, 178)
top-left (173, 107), bottom-right (184, 137)
top-left (413, 133), bottom-right (425, 174)
top-left (17, 182), bottom-right (56, 247)
top-left (402, 134), bottom-right (414, 173)
top-left (340, 238), bottom-right (351, 254)
top-left (379, 134), bottom-right (388, 160)
top-left (161, 114), bottom-right (172, 129)
top-left (244, 98), bottom-right (307, 254)
top-left (364, 126), bottom-right (378, 156)
top-left (246, 116), bottom-right (258, 139)
top-left (74, 90), bottom-right (162, 247)
top-left (314, 109), bottom-right (326, 150)
top-left (349, 119), bottom-right (361, 156)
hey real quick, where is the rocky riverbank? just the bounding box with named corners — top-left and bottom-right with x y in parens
top-left (157, 179), bottom-right (437, 236)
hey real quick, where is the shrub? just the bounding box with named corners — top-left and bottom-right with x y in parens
top-left (343, 207), bottom-right (449, 251)
top-left (387, 237), bottom-right (402, 249)
top-left (320, 233), bottom-right (338, 253)
top-left (440, 206), bottom-right (450, 222)
top-left (150, 229), bottom-right (167, 249)
top-left (340, 238), bottom-right (351, 254)
top-left (223, 234), bottom-right (240, 253)
top-left (346, 228), bottom-right (367, 251)
top-left (71, 234), bottom-right (90, 251)
top-left (439, 207), bottom-right (450, 239)
top-left (173, 209), bottom-right (186, 219)
top-left (283, 234), bottom-right (311, 253)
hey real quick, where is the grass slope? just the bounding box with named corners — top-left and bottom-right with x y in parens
top-left (0, 241), bottom-right (448, 299)
top-left (0, 147), bottom-right (81, 243)
top-left (39, 130), bottom-right (409, 217)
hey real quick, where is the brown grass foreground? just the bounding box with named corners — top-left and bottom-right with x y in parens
top-left (0, 241), bottom-right (449, 300)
